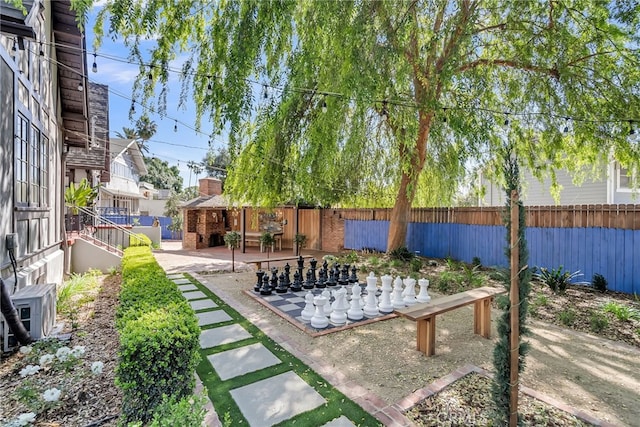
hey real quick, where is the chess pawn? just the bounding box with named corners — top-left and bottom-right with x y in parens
top-left (392, 276), bottom-right (405, 309)
top-left (311, 296), bottom-right (329, 329)
top-left (347, 283), bottom-right (364, 320)
top-left (260, 273), bottom-right (272, 295)
top-left (330, 287), bottom-right (349, 324)
top-left (378, 274), bottom-right (394, 313)
top-left (269, 268), bottom-right (279, 290)
top-left (339, 265), bottom-right (350, 286)
top-left (403, 277), bottom-right (418, 305)
top-left (349, 265), bottom-right (358, 284)
top-left (322, 290), bottom-right (332, 316)
top-left (303, 270), bottom-right (315, 289)
top-left (316, 268), bottom-right (327, 289)
top-left (276, 272), bottom-right (288, 293)
top-left (417, 278), bottom-right (431, 303)
top-left (363, 273), bottom-right (380, 317)
top-left (326, 268), bottom-right (337, 287)
top-left (322, 259), bottom-right (328, 271)
top-left (301, 292), bottom-right (315, 321)
top-left (291, 270), bottom-right (302, 292)
top-left (254, 270), bottom-right (265, 292)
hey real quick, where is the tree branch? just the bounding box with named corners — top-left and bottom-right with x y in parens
top-left (565, 50), bottom-right (616, 67)
top-left (456, 59), bottom-right (560, 78)
top-left (472, 22), bottom-right (507, 34)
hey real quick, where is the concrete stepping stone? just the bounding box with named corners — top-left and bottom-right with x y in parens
top-left (190, 299), bottom-right (218, 311)
top-left (200, 324), bottom-right (251, 348)
top-left (183, 290), bottom-right (207, 300)
top-left (230, 371), bottom-right (326, 427)
top-left (208, 343), bottom-right (281, 381)
top-left (178, 284), bottom-right (198, 291)
top-left (173, 278), bottom-right (192, 285)
top-left (167, 274), bottom-right (184, 279)
top-left (197, 310), bottom-right (232, 327)
top-left (321, 416), bottom-right (357, 427)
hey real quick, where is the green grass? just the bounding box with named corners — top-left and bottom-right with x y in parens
top-left (183, 274), bottom-right (382, 427)
top-left (57, 271), bottom-right (101, 329)
top-left (602, 301), bottom-right (640, 322)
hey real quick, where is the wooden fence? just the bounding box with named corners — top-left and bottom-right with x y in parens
top-left (338, 204), bottom-right (640, 229)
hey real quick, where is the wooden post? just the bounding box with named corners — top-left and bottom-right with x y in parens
top-left (509, 189), bottom-right (520, 426)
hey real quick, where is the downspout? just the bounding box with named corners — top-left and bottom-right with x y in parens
top-left (1, 277), bottom-right (32, 346)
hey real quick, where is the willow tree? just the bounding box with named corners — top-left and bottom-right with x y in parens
top-left (91, 0), bottom-right (640, 251)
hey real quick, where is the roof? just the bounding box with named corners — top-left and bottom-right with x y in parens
top-left (181, 195), bottom-right (229, 209)
top-left (100, 187), bottom-right (143, 199)
top-left (0, 0), bottom-right (36, 38)
top-left (110, 138), bottom-right (148, 175)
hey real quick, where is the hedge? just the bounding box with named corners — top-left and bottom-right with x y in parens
top-left (116, 246), bottom-right (200, 424)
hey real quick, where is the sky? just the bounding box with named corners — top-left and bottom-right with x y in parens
top-left (84, 4), bottom-right (221, 189)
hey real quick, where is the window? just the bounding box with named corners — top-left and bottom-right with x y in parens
top-left (618, 167), bottom-right (636, 192)
top-left (15, 115), bottom-right (49, 207)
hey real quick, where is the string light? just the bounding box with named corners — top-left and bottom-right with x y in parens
top-left (77, 82), bottom-right (84, 91)
top-left (11, 37), bottom-right (17, 52)
top-left (442, 107), bottom-right (448, 123)
top-left (207, 77), bottom-right (213, 95)
top-left (129, 102), bottom-right (136, 115)
top-left (147, 66), bottom-right (153, 82)
top-left (263, 84), bottom-right (268, 100)
top-left (503, 113), bottom-right (510, 128)
top-left (92, 53), bottom-right (97, 73)
top-left (39, 42), bottom-right (44, 57)
top-left (321, 96), bottom-right (327, 113)
top-left (629, 121), bottom-right (638, 143)
top-left (563, 117), bottom-right (570, 133)
top-left (174, 120), bottom-right (178, 132)
top-left (380, 100), bottom-right (389, 121)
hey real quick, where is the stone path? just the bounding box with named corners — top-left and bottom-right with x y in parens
top-left (168, 272), bottom-right (388, 427)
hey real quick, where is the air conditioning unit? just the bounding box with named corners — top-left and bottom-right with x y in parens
top-left (2, 283), bottom-right (57, 352)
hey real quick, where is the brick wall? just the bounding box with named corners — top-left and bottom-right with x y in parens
top-left (199, 177), bottom-right (222, 196)
top-left (320, 210), bottom-right (345, 253)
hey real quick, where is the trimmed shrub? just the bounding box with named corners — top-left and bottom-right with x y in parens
top-left (148, 393), bottom-right (207, 427)
top-left (117, 247), bottom-right (200, 425)
top-left (129, 233), bottom-right (152, 247)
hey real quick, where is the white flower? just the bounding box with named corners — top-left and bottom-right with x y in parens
top-left (55, 346), bottom-right (71, 361)
top-left (42, 387), bottom-right (61, 402)
top-left (39, 354), bottom-right (55, 366)
top-left (16, 412), bottom-right (36, 426)
top-left (19, 346), bottom-right (32, 354)
top-left (70, 345), bottom-right (85, 358)
top-left (19, 365), bottom-right (40, 378)
top-left (91, 361), bottom-right (104, 375)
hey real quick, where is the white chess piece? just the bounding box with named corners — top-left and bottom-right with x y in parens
top-left (347, 283), bottom-right (364, 320)
top-left (417, 278), bottom-right (431, 303)
top-left (330, 287), bottom-right (349, 324)
top-left (403, 277), bottom-right (418, 305)
top-left (378, 274), bottom-right (394, 313)
top-left (392, 276), bottom-right (405, 309)
top-left (311, 296), bottom-right (329, 329)
top-left (363, 273), bottom-right (380, 317)
top-left (322, 289), bottom-right (332, 316)
top-left (301, 291), bottom-right (315, 321)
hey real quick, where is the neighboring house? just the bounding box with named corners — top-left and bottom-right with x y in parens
top-left (478, 162), bottom-right (637, 206)
top-left (1, 0), bottom-right (89, 290)
top-left (96, 138), bottom-right (148, 218)
top-left (139, 182), bottom-right (172, 217)
top-left (181, 177), bottom-right (230, 249)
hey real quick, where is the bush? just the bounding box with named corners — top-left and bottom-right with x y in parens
top-left (471, 256), bottom-right (482, 267)
top-left (117, 247), bottom-right (200, 425)
top-left (389, 246), bottom-right (414, 262)
top-left (592, 273), bottom-right (608, 293)
top-left (589, 311), bottom-right (609, 333)
top-left (602, 301), bottom-right (640, 322)
top-left (534, 266), bottom-right (582, 294)
top-left (148, 393), bottom-right (207, 427)
top-left (129, 233), bottom-right (152, 247)
top-left (410, 257), bottom-right (422, 272)
top-left (558, 308), bottom-right (576, 326)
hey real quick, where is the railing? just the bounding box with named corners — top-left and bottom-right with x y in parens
top-left (68, 207), bottom-right (149, 255)
top-left (95, 206), bottom-right (131, 225)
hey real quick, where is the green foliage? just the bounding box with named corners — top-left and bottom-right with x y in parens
top-left (592, 273), bottom-right (608, 293)
top-left (602, 301), bottom-right (640, 322)
top-left (129, 233), bottom-right (151, 247)
top-left (223, 231), bottom-right (241, 249)
top-left (558, 308), bottom-right (577, 326)
top-left (64, 178), bottom-right (98, 214)
top-left (117, 247), bottom-right (200, 425)
top-left (409, 257), bottom-right (422, 273)
top-left (142, 158), bottom-right (184, 193)
top-left (589, 311), bottom-right (609, 333)
top-left (534, 266), bottom-right (582, 294)
top-left (339, 250), bottom-right (359, 265)
top-left (445, 257), bottom-right (462, 271)
top-left (57, 272), bottom-right (100, 330)
top-left (471, 256), bottom-right (482, 268)
top-left (389, 246), bottom-right (414, 262)
top-left (203, 147), bottom-right (230, 184)
top-left (148, 392), bottom-right (206, 426)
top-left (294, 233), bottom-right (307, 249)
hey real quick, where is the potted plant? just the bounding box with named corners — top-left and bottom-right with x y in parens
top-left (294, 233), bottom-right (307, 256)
top-left (64, 179), bottom-right (98, 231)
top-left (224, 231), bottom-right (241, 272)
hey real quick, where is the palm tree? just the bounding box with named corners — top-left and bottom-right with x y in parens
top-left (113, 115), bottom-right (157, 154)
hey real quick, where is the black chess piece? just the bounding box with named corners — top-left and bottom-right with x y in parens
top-left (254, 270), bottom-right (265, 292)
top-left (303, 269), bottom-right (315, 289)
top-left (349, 265), bottom-right (358, 284)
top-left (322, 259), bottom-right (328, 271)
top-left (284, 263), bottom-right (291, 288)
top-left (316, 268), bottom-right (327, 288)
top-left (276, 272), bottom-right (288, 293)
top-left (260, 273), bottom-right (272, 295)
top-left (270, 267), bottom-right (279, 290)
top-left (338, 264), bottom-right (349, 286)
top-left (333, 263), bottom-right (341, 282)
top-left (327, 268), bottom-right (337, 286)
top-left (297, 255), bottom-right (305, 271)
top-left (309, 258), bottom-right (318, 285)
top-left (291, 270), bottom-right (302, 292)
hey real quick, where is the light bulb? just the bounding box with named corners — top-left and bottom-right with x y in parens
top-left (321, 98), bottom-right (327, 113)
top-left (630, 128), bottom-right (638, 143)
top-left (77, 82), bottom-right (84, 91)
top-left (174, 121), bottom-right (178, 132)
top-left (129, 103), bottom-right (135, 115)
top-left (92, 53), bottom-right (97, 73)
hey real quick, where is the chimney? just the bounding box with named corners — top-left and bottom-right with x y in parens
top-left (199, 177), bottom-right (223, 196)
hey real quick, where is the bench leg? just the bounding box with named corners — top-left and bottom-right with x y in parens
top-left (473, 298), bottom-right (492, 339)
top-left (254, 261), bottom-right (262, 270)
top-left (417, 316), bottom-right (436, 356)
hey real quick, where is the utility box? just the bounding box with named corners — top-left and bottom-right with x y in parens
top-left (2, 283), bottom-right (57, 352)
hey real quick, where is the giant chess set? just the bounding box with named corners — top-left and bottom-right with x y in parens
top-left (246, 256), bottom-right (432, 335)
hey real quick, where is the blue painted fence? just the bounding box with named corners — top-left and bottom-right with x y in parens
top-left (101, 215), bottom-right (182, 240)
top-left (344, 220), bottom-right (639, 294)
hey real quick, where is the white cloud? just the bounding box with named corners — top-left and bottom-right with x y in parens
top-left (93, 62), bottom-right (139, 84)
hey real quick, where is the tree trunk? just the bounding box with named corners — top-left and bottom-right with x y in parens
top-left (386, 111), bottom-right (432, 252)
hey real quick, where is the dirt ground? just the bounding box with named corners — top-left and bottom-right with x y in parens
top-left (152, 243), bottom-right (640, 427)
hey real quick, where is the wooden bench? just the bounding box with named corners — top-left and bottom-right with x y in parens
top-left (248, 255), bottom-right (313, 270)
top-left (244, 232), bottom-right (283, 252)
top-left (395, 286), bottom-right (505, 356)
